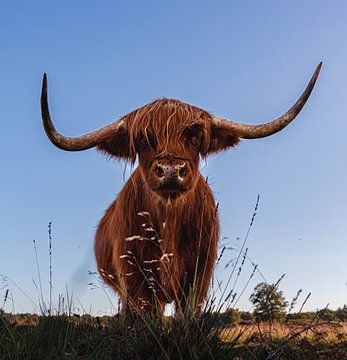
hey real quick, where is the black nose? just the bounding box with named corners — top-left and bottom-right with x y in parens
top-left (156, 163), bottom-right (186, 182)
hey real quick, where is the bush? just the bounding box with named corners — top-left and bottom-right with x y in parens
top-left (225, 308), bottom-right (241, 323)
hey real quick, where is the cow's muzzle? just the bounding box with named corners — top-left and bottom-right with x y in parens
top-left (151, 159), bottom-right (191, 198)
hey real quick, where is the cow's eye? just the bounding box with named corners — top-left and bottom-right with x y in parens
top-left (191, 135), bottom-right (201, 147)
top-left (147, 133), bottom-right (157, 148)
top-left (138, 133), bottom-right (157, 149)
top-left (187, 133), bottom-right (203, 149)
top-left (183, 125), bottom-right (203, 150)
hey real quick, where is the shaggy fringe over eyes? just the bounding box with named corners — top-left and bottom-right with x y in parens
top-left (98, 98), bottom-right (240, 162)
top-left (125, 98), bottom-right (212, 162)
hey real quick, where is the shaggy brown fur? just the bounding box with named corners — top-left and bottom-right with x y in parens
top-left (94, 99), bottom-right (240, 314)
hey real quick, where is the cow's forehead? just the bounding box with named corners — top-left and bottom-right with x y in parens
top-left (124, 98), bottom-right (213, 137)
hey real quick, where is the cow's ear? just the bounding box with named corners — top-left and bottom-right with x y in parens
top-left (207, 124), bottom-right (240, 154)
top-left (97, 127), bottom-right (135, 161)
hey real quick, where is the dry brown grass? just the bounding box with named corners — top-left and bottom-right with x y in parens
top-left (221, 320), bottom-right (347, 344)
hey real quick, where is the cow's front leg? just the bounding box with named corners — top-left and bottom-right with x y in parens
top-left (119, 271), bottom-right (166, 316)
top-left (175, 247), bottom-right (217, 314)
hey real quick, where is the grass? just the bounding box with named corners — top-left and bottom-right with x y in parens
top-left (0, 312), bottom-right (346, 359)
top-left (0, 311), bottom-right (233, 360)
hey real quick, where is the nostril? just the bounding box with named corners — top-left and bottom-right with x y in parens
top-left (178, 164), bottom-right (187, 178)
top-left (156, 164), bottom-right (165, 178)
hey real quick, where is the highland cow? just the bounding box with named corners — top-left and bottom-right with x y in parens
top-left (41, 63), bottom-right (321, 314)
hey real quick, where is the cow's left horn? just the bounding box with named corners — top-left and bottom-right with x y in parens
top-left (212, 63), bottom-right (322, 139)
top-left (41, 74), bottom-right (125, 151)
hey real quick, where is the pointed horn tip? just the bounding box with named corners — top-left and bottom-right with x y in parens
top-left (306, 62), bottom-right (322, 89)
top-left (41, 74), bottom-right (48, 99)
top-left (315, 62), bottom-right (323, 76)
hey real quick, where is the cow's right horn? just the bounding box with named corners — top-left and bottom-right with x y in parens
top-left (212, 63), bottom-right (322, 139)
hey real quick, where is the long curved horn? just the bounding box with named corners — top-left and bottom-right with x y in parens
top-left (41, 74), bottom-right (125, 151)
top-left (212, 63), bottom-right (322, 139)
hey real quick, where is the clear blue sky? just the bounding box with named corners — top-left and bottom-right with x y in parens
top-left (1, 1), bottom-right (346, 315)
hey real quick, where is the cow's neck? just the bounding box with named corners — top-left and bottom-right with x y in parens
top-left (130, 167), bottom-right (207, 237)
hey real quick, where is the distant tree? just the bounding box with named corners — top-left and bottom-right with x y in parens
top-left (336, 305), bottom-right (347, 321)
top-left (249, 282), bottom-right (288, 322)
top-left (286, 311), bottom-right (316, 321)
top-left (240, 311), bottom-right (254, 321)
top-left (317, 308), bottom-right (337, 322)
